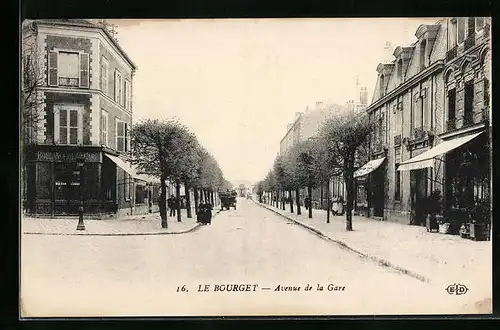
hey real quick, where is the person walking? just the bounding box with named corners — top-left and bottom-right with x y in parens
top-left (168, 195), bottom-right (176, 217)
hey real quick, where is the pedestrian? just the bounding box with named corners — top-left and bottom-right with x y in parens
top-left (304, 197), bottom-right (310, 210)
top-left (168, 195), bottom-right (176, 217)
top-left (338, 196), bottom-right (345, 215)
top-left (332, 197), bottom-right (339, 216)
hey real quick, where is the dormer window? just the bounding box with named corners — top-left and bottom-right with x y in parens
top-left (397, 59), bottom-right (403, 81)
top-left (379, 74), bottom-right (385, 97)
top-left (419, 40), bottom-right (427, 70)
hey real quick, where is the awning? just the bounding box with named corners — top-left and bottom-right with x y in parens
top-left (105, 154), bottom-right (160, 183)
top-left (354, 157), bottom-right (386, 178)
top-left (105, 154), bottom-right (137, 177)
top-left (398, 130), bottom-right (484, 172)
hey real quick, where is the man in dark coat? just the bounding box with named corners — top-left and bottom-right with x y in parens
top-left (168, 195), bottom-right (177, 217)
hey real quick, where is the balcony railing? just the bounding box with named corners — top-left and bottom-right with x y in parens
top-left (446, 46), bottom-right (457, 61)
top-left (394, 134), bottom-right (402, 146)
top-left (464, 34), bottom-right (476, 51)
top-left (413, 127), bottom-right (425, 140)
top-left (58, 77), bottom-right (79, 87)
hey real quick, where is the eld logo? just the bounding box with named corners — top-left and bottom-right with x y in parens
top-left (446, 283), bottom-right (469, 295)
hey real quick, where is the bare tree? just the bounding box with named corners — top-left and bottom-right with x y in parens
top-left (318, 111), bottom-right (374, 231)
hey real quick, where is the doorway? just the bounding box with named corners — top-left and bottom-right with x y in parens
top-left (410, 168), bottom-right (428, 225)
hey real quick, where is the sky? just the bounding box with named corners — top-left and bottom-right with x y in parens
top-left (110, 18), bottom-right (439, 185)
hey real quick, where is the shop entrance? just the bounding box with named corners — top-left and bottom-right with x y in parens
top-left (410, 168), bottom-right (428, 225)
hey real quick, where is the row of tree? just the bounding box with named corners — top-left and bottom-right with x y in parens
top-left (130, 119), bottom-right (231, 228)
top-left (255, 110), bottom-right (373, 231)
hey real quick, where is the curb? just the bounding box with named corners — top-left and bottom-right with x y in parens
top-left (254, 200), bottom-right (431, 284)
top-left (23, 209), bottom-right (223, 237)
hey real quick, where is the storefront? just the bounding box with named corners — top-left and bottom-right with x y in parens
top-left (354, 157), bottom-right (386, 218)
top-left (398, 129), bottom-right (489, 234)
top-left (24, 145), bottom-right (160, 217)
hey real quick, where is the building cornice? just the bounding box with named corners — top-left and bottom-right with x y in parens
top-left (366, 60), bottom-right (444, 113)
top-left (38, 86), bottom-right (133, 116)
top-left (438, 122), bottom-right (486, 140)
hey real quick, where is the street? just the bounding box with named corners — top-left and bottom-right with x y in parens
top-left (21, 198), bottom-right (478, 317)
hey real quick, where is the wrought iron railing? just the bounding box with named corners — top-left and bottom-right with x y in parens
top-left (446, 46), bottom-right (457, 62)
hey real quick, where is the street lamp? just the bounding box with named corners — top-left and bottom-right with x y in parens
top-left (76, 157), bottom-right (86, 231)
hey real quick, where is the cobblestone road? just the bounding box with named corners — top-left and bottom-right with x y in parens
top-left (21, 198), bottom-right (483, 317)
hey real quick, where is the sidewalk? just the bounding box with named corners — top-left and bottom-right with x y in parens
top-left (257, 201), bottom-right (492, 290)
top-left (22, 208), bottom-right (221, 236)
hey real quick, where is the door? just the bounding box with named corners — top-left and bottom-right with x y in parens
top-left (53, 162), bottom-right (81, 215)
top-left (410, 169), bottom-right (428, 225)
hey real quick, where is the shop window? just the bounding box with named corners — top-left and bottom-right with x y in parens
top-left (395, 164), bottom-right (401, 201)
top-left (135, 184), bottom-right (148, 204)
top-left (36, 162), bottom-right (52, 199)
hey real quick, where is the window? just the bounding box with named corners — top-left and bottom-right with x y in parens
top-left (448, 89), bottom-right (456, 121)
top-left (58, 52), bottom-right (79, 86)
top-left (54, 105), bottom-right (82, 145)
top-left (101, 110), bottom-right (108, 146)
top-left (397, 59), bottom-right (403, 81)
top-left (124, 79), bottom-right (131, 110)
top-left (100, 56), bottom-right (109, 94)
top-left (135, 184), bottom-right (148, 204)
top-left (450, 19), bottom-right (457, 47)
top-left (419, 40), bottom-right (427, 70)
top-left (476, 17), bottom-right (485, 31)
top-left (379, 75), bottom-right (385, 97)
top-left (48, 50), bottom-right (89, 88)
top-left (116, 118), bottom-right (129, 152)
top-left (464, 80), bottom-right (474, 124)
top-left (395, 164), bottom-right (401, 201)
top-left (457, 17), bottom-right (466, 44)
top-left (114, 70), bottom-right (123, 105)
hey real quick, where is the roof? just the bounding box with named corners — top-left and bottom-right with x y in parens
top-left (31, 19), bottom-right (137, 70)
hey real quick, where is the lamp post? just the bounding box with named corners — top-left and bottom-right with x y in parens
top-left (76, 157), bottom-right (86, 231)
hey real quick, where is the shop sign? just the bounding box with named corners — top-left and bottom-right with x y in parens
top-left (36, 150), bottom-right (101, 163)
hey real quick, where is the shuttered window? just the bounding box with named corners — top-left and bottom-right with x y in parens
top-left (48, 51), bottom-right (58, 86)
top-left (100, 56), bottom-right (109, 94)
top-left (101, 110), bottom-right (108, 146)
top-left (124, 79), bottom-right (131, 110)
top-left (116, 119), bottom-right (128, 152)
top-left (114, 70), bottom-right (123, 105)
top-left (55, 106), bottom-right (82, 145)
top-left (79, 53), bottom-right (89, 88)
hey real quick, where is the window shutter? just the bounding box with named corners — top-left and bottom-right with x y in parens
top-left (114, 71), bottom-right (118, 102)
top-left (124, 123), bottom-right (129, 152)
top-left (48, 51), bottom-right (58, 86)
top-left (79, 53), bottom-right (89, 88)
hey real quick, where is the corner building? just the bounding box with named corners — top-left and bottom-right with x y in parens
top-left (23, 19), bottom-right (159, 217)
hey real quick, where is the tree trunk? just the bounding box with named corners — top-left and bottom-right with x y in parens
top-left (308, 184), bottom-right (313, 219)
top-left (194, 188), bottom-right (199, 214)
top-left (320, 183), bottom-right (324, 209)
top-left (175, 180), bottom-right (182, 222)
top-left (289, 190), bottom-right (294, 213)
top-left (159, 176), bottom-right (168, 228)
top-left (344, 155), bottom-right (355, 231)
top-left (185, 183), bottom-right (192, 218)
top-left (326, 179), bottom-right (330, 224)
top-left (296, 189), bottom-right (301, 215)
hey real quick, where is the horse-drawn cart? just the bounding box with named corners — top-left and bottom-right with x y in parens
top-left (220, 190), bottom-right (237, 210)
